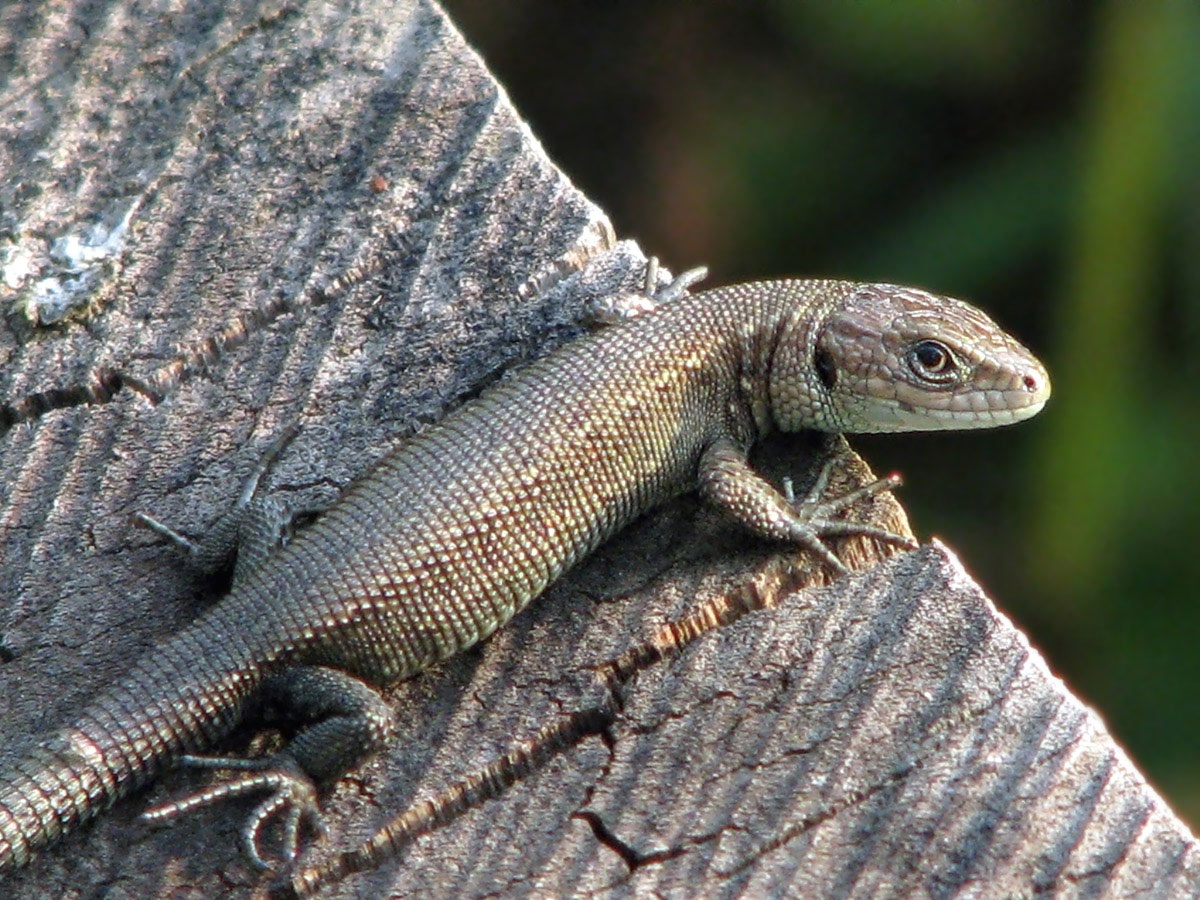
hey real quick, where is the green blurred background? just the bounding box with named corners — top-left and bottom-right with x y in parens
top-left (442, 1), bottom-right (1200, 825)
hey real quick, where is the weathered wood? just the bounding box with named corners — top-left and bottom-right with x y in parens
top-left (1, 2), bottom-right (1195, 899)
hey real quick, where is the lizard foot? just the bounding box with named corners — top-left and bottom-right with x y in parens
top-left (142, 753), bottom-right (327, 872)
top-left (588, 256), bottom-right (709, 323)
top-left (133, 424), bottom-right (302, 581)
top-left (781, 457), bottom-right (918, 574)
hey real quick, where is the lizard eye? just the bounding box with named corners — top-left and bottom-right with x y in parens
top-left (906, 340), bottom-right (957, 384)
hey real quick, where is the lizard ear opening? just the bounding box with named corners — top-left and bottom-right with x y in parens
top-left (814, 345), bottom-right (837, 390)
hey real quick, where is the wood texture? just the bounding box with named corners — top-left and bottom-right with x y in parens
top-left (1, 2), bottom-right (1195, 899)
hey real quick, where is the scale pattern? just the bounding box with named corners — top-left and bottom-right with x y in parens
top-left (0, 279), bottom-right (1050, 875)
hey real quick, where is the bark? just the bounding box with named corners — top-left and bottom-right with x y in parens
top-left (0, 2), bottom-right (1195, 899)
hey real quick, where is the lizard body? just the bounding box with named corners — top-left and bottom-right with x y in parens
top-left (0, 277), bottom-right (1049, 879)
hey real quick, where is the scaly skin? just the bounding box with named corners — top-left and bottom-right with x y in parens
top-left (0, 278), bottom-right (1049, 877)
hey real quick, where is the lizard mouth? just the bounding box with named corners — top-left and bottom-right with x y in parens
top-left (942, 394), bottom-right (1049, 427)
top-left (905, 359), bottom-right (1051, 429)
top-left (851, 367), bottom-right (1051, 432)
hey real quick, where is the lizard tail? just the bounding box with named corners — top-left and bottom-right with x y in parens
top-left (0, 617), bottom-right (262, 874)
top-left (0, 735), bottom-right (129, 872)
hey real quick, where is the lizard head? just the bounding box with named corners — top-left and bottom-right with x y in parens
top-left (770, 282), bottom-right (1051, 434)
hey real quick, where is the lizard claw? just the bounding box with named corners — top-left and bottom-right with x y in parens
top-left (588, 257), bottom-right (710, 324)
top-left (142, 754), bottom-right (326, 873)
top-left (241, 774), bottom-right (327, 871)
top-left (781, 462), bottom-right (917, 570)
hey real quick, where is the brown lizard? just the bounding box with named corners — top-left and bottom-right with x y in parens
top-left (0, 272), bottom-right (1049, 889)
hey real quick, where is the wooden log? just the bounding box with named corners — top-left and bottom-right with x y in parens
top-left (1, 2), bottom-right (1194, 898)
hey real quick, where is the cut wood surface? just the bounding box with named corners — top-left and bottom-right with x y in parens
top-left (1, 2), bottom-right (1195, 899)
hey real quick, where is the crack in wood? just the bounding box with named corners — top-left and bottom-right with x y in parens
top-left (0, 198), bottom-right (434, 440)
top-left (1, 271), bottom-right (364, 438)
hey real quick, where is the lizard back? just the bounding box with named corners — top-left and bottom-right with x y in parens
top-left (239, 287), bottom-right (758, 684)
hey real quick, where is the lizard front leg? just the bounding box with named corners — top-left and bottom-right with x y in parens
top-left (698, 436), bottom-right (916, 573)
top-left (587, 256), bottom-right (709, 323)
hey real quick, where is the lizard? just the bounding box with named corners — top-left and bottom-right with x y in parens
top-left (0, 270), bottom-right (1050, 886)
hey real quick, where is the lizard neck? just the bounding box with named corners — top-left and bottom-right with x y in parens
top-left (758, 280), bottom-right (856, 434)
top-left (683, 280), bottom-right (855, 439)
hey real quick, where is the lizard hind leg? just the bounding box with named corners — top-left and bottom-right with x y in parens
top-left (135, 425), bottom-right (302, 585)
top-left (141, 665), bottom-right (396, 872)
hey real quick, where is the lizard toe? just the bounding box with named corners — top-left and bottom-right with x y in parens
top-left (142, 753), bottom-right (325, 873)
top-left (242, 771), bottom-right (325, 872)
